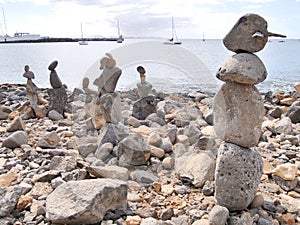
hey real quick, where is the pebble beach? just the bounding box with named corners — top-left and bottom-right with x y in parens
top-left (0, 82), bottom-right (300, 225)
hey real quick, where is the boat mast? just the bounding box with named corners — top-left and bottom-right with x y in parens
top-left (117, 19), bottom-right (121, 36)
top-left (172, 17), bottom-right (179, 41)
top-left (80, 22), bottom-right (83, 39)
top-left (2, 8), bottom-right (8, 36)
top-left (0, 20), bottom-right (3, 36)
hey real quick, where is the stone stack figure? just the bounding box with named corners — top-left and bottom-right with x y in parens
top-left (23, 65), bottom-right (38, 112)
top-left (47, 60), bottom-right (68, 118)
top-left (213, 13), bottom-right (286, 211)
top-left (93, 53), bottom-right (122, 124)
top-left (136, 66), bottom-right (152, 99)
top-left (132, 65), bottom-right (157, 120)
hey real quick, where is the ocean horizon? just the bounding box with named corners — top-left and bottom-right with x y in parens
top-left (0, 38), bottom-right (299, 94)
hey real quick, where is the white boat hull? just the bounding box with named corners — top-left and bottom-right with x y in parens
top-left (79, 40), bottom-right (88, 45)
top-left (163, 40), bottom-right (182, 45)
top-left (0, 33), bottom-right (41, 42)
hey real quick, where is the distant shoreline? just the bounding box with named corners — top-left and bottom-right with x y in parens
top-left (0, 37), bottom-right (121, 44)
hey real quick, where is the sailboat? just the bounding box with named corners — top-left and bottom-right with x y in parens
top-left (116, 19), bottom-right (124, 43)
top-left (163, 17), bottom-right (181, 45)
top-left (78, 22), bottom-right (88, 45)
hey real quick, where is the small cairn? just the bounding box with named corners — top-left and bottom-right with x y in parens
top-left (23, 65), bottom-right (38, 112)
top-left (132, 65), bottom-right (157, 120)
top-left (47, 60), bottom-right (67, 119)
top-left (136, 65), bottom-right (153, 98)
top-left (213, 13), bottom-right (286, 211)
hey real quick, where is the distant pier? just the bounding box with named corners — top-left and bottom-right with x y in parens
top-left (0, 37), bottom-right (120, 44)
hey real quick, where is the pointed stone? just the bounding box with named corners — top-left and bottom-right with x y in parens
top-left (6, 116), bottom-right (25, 132)
top-left (223, 13), bottom-right (269, 53)
top-left (2, 131), bottom-right (28, 149)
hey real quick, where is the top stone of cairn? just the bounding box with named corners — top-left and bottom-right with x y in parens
top-left (223, 13), bottom-right (286, 53)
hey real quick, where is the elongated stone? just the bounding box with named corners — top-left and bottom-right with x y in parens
top-left (223, 13), bottom-right (268, 53)
top-left (216, 53), bottom-right (267, 84)
top-left (214, 142), bottom-right (263, 211)
top-left (213, 82), bottom-right (264, 147)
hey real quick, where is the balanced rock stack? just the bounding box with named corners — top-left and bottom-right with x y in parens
top-left (213, 13), bottom-right (286, 211)
top-left (47, 60), bottom-right (68, 120)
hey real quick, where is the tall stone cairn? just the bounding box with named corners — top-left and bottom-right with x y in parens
top-left (47, 60), bottom-right (67, 116)
top-left (213, 13), bottom-right (285, 211)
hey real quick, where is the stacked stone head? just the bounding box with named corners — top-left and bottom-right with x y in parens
top-left (23, 65), bottom-right (38, 110)
top-left (47, 60), bottom-right (67, 119)
top-left (213, 13), bottom-right (286, 211)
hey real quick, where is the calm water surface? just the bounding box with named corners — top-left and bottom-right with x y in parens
top-left (0, 39), bottom-right (299, 93)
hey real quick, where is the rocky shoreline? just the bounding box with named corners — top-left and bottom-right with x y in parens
top-left (0, 83), bottom-right (300, 225)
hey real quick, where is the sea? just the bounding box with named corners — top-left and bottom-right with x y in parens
top-left (0, 38), bottom-right (299, 94)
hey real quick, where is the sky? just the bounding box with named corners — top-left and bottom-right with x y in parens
top-left (0, 0), bottom-right (299, 39)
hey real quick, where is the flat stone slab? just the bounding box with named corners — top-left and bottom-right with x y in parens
top-left (216, 53), bottom-right (267, 84)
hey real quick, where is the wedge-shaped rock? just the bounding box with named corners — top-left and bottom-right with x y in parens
top-left (2, 131), bottom-right (28, 149)
top-left (216, 53), bottom-right (267, 84)
top-left (46, 178), bottom-right (127, 224)
top-left (213, 82), bottom-right (263, 147)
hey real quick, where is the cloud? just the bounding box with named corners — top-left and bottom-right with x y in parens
top-left (243, 4), bottom-right (263, 9)
top-left (1, 0), bottom-right (298, 38)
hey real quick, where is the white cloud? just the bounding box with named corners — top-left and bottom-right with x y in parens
top-left (243, 4), bottom-right (263, 9)
top-left (1, 0), bottom-right (299, 38)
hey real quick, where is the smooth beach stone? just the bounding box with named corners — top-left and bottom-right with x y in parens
top-left (213, 82), bottom-right (264, 147)
top-left (49, 71), bottom-right (62, 89)
top-left (223, 13), bottom-right (268, 53)
top-left (48, 60), bottom-right (58, 71)
top-left (216, 53), bottom-right (267, 84)
top-left (48, 60), bottom-right (62, 88)
top-left (214, 142), bottom-right (263, 211)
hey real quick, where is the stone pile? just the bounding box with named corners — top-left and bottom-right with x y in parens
top-left (133, 66), bottom-right (157, 120)
top-left (0, 83), bottom-right (300, 224)
top-left (23, 65), bottom-right (38, 113)
top-left (47, 60), bottom-right (68, 120)
top-left (213, 13), bottom-right (285, 211)
top-left (92, 53), bottom-right (122, 127)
